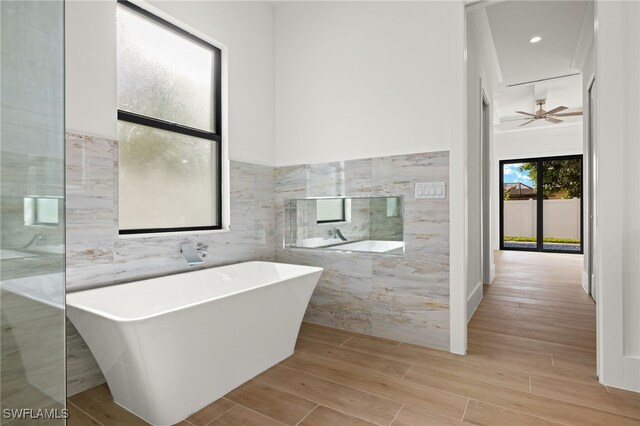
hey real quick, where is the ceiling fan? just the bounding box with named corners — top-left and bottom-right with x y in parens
top-left (516, 99), bottom-right (583, 127)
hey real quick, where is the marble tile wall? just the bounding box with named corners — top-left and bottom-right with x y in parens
top-left (65, 140), bottom-right (450, 395)
top-left (65, 132), bottom-right (276, 395)
top-left (275, 152), bottom-right (450, 350)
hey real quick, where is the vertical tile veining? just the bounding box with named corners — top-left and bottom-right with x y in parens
top-left (275, 151), bottom-right (450, 350)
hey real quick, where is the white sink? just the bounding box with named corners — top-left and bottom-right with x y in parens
top-left (299, 237), bottom-right (338, 248)
top-left (325, 240), bottom-right (404, 253)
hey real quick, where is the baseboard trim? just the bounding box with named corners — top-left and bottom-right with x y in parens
top-left (467, 281), bottom-right (483, 323)
top-left (623, 356), bottom-right (640, 392)
top-left (581, 270), bottom-right (589, 294)
top-left (604, 355), bottom-right (640, 393)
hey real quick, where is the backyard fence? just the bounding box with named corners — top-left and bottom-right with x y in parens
top-left (503, 198), bottom-right (581, 240)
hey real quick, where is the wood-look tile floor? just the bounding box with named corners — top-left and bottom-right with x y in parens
top-left (68, 251), bottom-right (640, 426)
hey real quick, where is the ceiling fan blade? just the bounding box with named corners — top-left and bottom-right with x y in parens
top-left (552, 111), bottom-right (583, 117)
top-left (546, 106), bottom-right (568, 115)
top-left (546, 117), bottom-right (563, 124)
top-left (518, 119), bottom-right (535, 127)
top-left (515, 111), bottom-right (536, 117)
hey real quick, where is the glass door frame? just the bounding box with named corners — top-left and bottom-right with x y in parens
top-left (500, 154), bottom-right (584, 254)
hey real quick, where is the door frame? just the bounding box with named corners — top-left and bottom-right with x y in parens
top-left (481, 90), bottom-right (492, 284)
top-left (499, 154), bottom-right (584, 254)
top-left (586, 77), bottom-right (597, 300)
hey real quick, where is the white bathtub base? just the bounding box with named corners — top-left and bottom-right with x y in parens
top-left (66, 262), bottom-right (322, 425)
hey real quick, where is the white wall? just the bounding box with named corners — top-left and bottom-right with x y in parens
top-left (492, 123), bottom-right (583, 250)
top-left (619, 0), bottom-right (640, 364)
top-left (493, 123), bottom-right (583, 160)
top-left (66, 1), bottom-right (117, 140)
top-left (581, 43), bottom-right (595, 297)
top-left (65, 0), bottom-right (275, 166)
top-left (595, 0), bottom-right (640, 392)
top-left (465, 6), bottom-right (499, 322)
top-left (274, 1), bottom-right (467, 354)
top-left (274, 1), bottom-right (460, 166)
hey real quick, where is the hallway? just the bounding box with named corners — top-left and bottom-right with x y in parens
top-left (467, 250), bottom-right (639, 424)
top-left (471, 250), bottom-right (595, 377)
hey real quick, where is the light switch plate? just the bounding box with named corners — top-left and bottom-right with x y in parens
top-left (415, 182), bottom-right (446, 199)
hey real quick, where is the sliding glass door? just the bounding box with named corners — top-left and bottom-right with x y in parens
top-left (501, 161), bottom-right (538, 250)
top-left (500, 155), bottom-right (583, 254)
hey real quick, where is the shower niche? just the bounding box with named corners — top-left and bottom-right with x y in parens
top-left (287, 196), bottom-right (404, 254)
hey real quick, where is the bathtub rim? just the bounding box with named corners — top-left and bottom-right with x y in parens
top-left (66, 261), bottom-right (323, 323)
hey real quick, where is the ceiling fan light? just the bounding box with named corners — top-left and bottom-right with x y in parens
top-left (529, 36), bottom-right (542, 44)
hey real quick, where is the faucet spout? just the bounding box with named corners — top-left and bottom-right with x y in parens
top-left (334, 228), bottom-right (348, 241)
top-left (181, 243), bottom-right (205, 266)
top-left (22, 233), bottom-right (46, 249)
top-left (328, 227), bottom-right (347, 241)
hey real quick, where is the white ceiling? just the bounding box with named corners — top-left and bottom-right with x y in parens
top-left (470, 0), bottom-right (593, 130)
top-left (485, 1), bottom-right (589, 86)
top-left (494, 74), bottom-right (584, 131)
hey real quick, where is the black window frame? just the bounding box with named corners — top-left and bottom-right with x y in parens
top-left (117, 0), bottom-right (223, 235)
top-left (316, 199), bottom-right (346, 224)
top-left (499, 154), bottom-right (583, 254)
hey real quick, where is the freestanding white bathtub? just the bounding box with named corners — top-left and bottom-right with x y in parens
top-left (66, 261), bottom-right (323, 425)
top-left (1, 273), bottom-right (65, 402)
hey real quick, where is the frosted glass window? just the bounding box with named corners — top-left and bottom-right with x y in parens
top-left (117, 5), bottom-right (215, 131)
top-left (118, 122), bottom-right (218, 231)
top-left (117, 1), bottom-right (222, 234)
top-left (316, 199), bottom-right (345, 223)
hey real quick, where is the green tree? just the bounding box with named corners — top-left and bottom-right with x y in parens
top-left (519, 160), bottom-right (581, 198)
top-left (503, 187), bottom-right (512, 201)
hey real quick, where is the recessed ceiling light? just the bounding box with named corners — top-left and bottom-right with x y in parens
top-left (529, 36), bottom-right (542, 44)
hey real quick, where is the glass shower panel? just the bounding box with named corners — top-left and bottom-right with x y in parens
top-left (542, 158), bottom-right (582, 253)
top-left (1, 1), bottom-right (66, 423)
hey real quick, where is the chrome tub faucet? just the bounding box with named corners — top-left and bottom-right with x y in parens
top-left (181, 242), bottom-right (208, 266)
top-left (328, 227), bottom-right (348, 241)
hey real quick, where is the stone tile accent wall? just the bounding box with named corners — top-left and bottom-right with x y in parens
top-left (65, 133), bottom-right (275, 290)
top-left (65, 132), bottom-right (275, 395)
top-left (275, 152), bottom-right (450, 350)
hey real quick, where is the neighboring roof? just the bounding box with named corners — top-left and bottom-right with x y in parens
top-left (504, 182), bottom-right (536, 198)
top-left (504, 182), bottom-right (533, 190)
